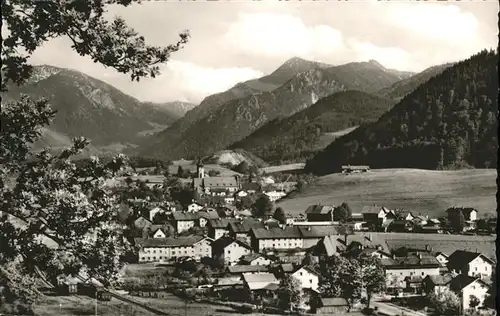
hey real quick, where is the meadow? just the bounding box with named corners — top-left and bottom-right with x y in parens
top-left (277, 168), bottom-right (497, 217)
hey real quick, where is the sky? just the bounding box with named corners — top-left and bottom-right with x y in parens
top-left (27, 1), bottom-right (499, 104)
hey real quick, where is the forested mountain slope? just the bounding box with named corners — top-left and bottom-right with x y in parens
top-left (305, 50), bottom-right (498, 175)
top-left (229, 91), bottom-right (396, 164)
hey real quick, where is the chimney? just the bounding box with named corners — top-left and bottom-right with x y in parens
top-left (367, 233), bottom-right (372, 242)
top-left (392, 254), bottom-right (396, 260)
top-left (344, 233), bottom-right (348, 244)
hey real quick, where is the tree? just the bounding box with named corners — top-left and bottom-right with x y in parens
top-left (359, 255), bottom-right (386, 308)
top-left (449, 211), bottom-right (466, 232)
top-left (236, 195), bottom-right (256, 211)
top-left (469, 295), bottom-right (480, 310)
top-left (252, 194), bottom-right (274, 218)
top-left (277, 275), bottom-right (304, 311)
top-left (177, 166), bottom-right (187, 178)
top-left (428, 290), bottom-right (460, 316)
top-left (273, 207), bottom-right (286, 224)
top-left (1, 0), bottom-right (189, 309)
top-left (234, 161), bottom-right (249, 174)
top-left (340, 202), bottom-right (352, 220)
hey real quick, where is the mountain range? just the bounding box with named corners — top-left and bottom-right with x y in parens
top-left (137, 58), bottom-right (414, 160)
top-left (305, 49), bottom-right (498, 175)
top-left (1, 65), bottom-right (194, 154)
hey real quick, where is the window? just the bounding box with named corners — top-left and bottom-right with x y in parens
top-left (421, 272), bottom-right (424, 276)
top-left (172, 251), bottom-right (176, 255)
top-left (310, 280), bottom-right (312, 283)
top-left (300, 272), bottom-right (303, 276)
top-left (475, 267), bottom-right (478, 271)
top-left (228, 250), bottom-right (231, 254)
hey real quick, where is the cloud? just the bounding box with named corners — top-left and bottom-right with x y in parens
top-left (347, 40), bottom-right (415, 71)
top-left (224, 13), bottom-right (344, 59)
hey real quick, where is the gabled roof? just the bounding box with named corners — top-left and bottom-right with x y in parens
top-left (321, 235), bottom-right (337, 257)
top-left (279, 263), bottom-right (295, 273)
top-left (382, 252), bottom-right (440, 268)
top-left (449, 274), bottom-right (488, 292)
top-left (240, 253), bottom-right (268, 264)
top-left (193, 176), bottom-right (240, 189)
top-left (446, 207), bottom-right (477, 217)
top-left (134, 216), bottom-right (152, 228)
top-left (305, 205), bottom-right (335, 215)
top-left (229, 218), bottom-right (265, 233)
top-left (252, 226), bottom-right (302, 239)
top-left (197, 210), bottom-right (220, 220)
top-left (140, 236), bottom-right (206, 248)
top-left (212, 236), bottom-right (251, 252)
top-left (292, 265), bottom-right (320, 277)
top-left (242, 273), bottom-right (278, 290)
top-left (172, 212), bottom-right (199, 221)
top-left (447, 250), bottom-right (494, 268)
top-left (208, 218), bottom-right (232, 229)
top-left (361, 205), bottom-right (384, 214)
top-left (424, 274), bottom-right (453, 286)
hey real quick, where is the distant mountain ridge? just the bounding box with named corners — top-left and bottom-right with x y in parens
top-left (2, 65), bottom-right (185, 154)
top-left (305, 50), bottom-right (498, 175)
top-left (138, 58), bottom-right (413, 160)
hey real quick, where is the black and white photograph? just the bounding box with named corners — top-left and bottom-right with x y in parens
top-left (0, 0), bottom-right (498, 315)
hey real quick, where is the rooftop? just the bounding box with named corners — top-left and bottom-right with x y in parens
top-left (305, 205), bottom-right (335, 215)
top-left (227, 265), bottom-right (269, 274)
top-left (172, 212), bottom-right (199, 221)
top-left (140, 236), bottom-right (206, 248)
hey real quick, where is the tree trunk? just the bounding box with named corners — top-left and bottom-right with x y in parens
top-left (367, 293), bottom-right (371, 308)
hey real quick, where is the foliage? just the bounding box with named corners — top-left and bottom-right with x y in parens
top-left (1, 0), bottom-right (189, 307)
top-left (252, 194), bottom-right (274, 217)
top-left (207, 170), bottom-right (220, 177)
top-left (449, 210), bottom-right (466, 232)
top-left (306, 50), bottom-right (498, 175)
top-left (273, 207), bottom-right (286, 224)
top-left (277, 275), bottom-right (304, 311)
top-left (230, 91), bottom-right (396, 164)
top-left (469, 295), bottom-right (480, 309)
top-left (234, 161), bottom-right (249, 174)
top-left (236, 195), bottom-right (257, 210)
top-left (317, 254), bottom-right (362, 311)
top-left (334, 202), bottom-right (352, 222)
top-left (359, 254), bottom-right (386, 308)
top-left (428, 290), bottom-right (461, 316)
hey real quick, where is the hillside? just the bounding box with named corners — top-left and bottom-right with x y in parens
top-left (204, 149), bottom-right (269, 168)
top-left (305, 50), bottom-right (498, 175)
top-left (277, 168), bottom-right (497, 218)
top-left (139, 60), bottom-right (412, 160)
top-left (136, 57), bottom-right (334, 158)
top-left (378, 63), bottom-right (454, 100)
top-left (2, 65), bottom-right (181, 154)
top-left (142, 101), bottom-right (196, 120)
top-left (229, 91), bottom-right (396, 164)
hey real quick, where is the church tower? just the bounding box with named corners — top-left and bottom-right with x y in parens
top-left (196, 159), bottom-right (205, 178)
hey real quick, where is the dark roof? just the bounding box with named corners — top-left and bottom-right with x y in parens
top-left (447, 250), bottom-right (493, 269)
top-left (229, 218), bottom-right (265, 233)
top-left (193, 176), bottom-right (240, 189)
top-left (446, 207), bottom-right (477, 217)
top-left (382, 252), bottom-right (440, 268)
top-left (305, 205), bottom-right (335, 215)
top-left (208, 218), bottom-right (231, 229)
top-left (140, 236), bottom-right (206, 248)
top-left (241, 182), bottom-right (261, 191)
top-left (212, 236), bottom-right (251, 252)
top-left (449, 274), bottom-right (484, 292)
top-left (240, 253), bottom-right (267, 263)
top-left (321, 297), bottom-right (348, 307)
top-left (172, 212), bottom-right (199, 221)
top-left (424, 274), bottom-right (453, 286)
top-left (252, 226), bottom-right (302, 239)
top-left (227, 265), bottom-right (269, 274)
top-left (280, 263), bottom-right (295, 273)
top-left (197, 210), bottom-right (220, 220)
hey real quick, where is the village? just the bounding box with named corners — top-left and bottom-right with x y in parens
top-left (54, 162), bottom-right (497, 316)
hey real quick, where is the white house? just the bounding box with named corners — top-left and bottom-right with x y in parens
top-left (242, 273), bottom-right (279, 291)
top-left (235, 190), bottom-right (249, 198)
top-left (187, 202), bottom-right (204, 213)
top-left (208, 219), bottom-right (231, 240)
top-left (152, 228), bottom-right (167, 239)
top-left (172, 212), bottom-right (199, 233)
top-left (240, 253), bottom-right (272, 266)
top-left (264, 190), bottom-right (286, 202)
top-left (224, 196), bottom-right (235, 204)
top-left (137, 236), bottom-right (211, 263)
top-left (449, 275), bottom-right (491, 310)
top-left (212, 236), bottom-right (252, 266)
top-left (292, 266), bottom-right (320, 291)
top-left (447, 251), bottom-right (494, 280)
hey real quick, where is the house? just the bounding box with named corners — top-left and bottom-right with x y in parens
top-left (228, 218), bottom-right (265, 245)
top-left (264, 190), bottom-right (286, 202)
top-left (387, 220), bottom-right (414, 233)
top-left (412, 215), bottom-right (429, 227)
top-left (149, 207), bottom-right (166, 222)
top-left (285, 214), bottom-right (295, 225)
top-left (291, 266), bottom-right (320, 291)
top-left (193, 174), bottom-right (241, 196)
top-left (145, 224), bottom-right (174, 239)
top-left (361, 205), bottom-right (395, 227)
top-left (446, 207), bottom-right (478, 222)
top-left (404, 212), bottom-right (416, 221)
top-left (361, 248), bottom-right (393, 260)
top-left (224, 196), bottom-right (235, 204)
top-left (187, 202), bottom-right (204, 213)
top-left (250, 226), bottom-right (304, 252)
top-left (197, 210), bottom-right (220, 228)
top-left (447, 250), bottom-right (494, 280)
top-left (382, 252), bottom-right (441, 290)
top-left (212, 236), bottom-right (253, 266)
top-left (405, 276), bottom-right (424, 294)
top-left (341, 165), bottom-right (370, 174)
top-left (208, 218), bottom-right (232, 240)
top-left (435, 252), bottom-right (449, 266)
top-left (240, 253), bottom-right (273, 266)
top-left (422, 274), bottom-right (453, 295)
top-left (226, 265), bottom-right (269, 278)
top-left (315, 235), bottom-right (337, 257)
top-left (449, 274), bottom-right (490, 310)
top-left (316, 297), bottom-right (349, 314)
top-left (134, 216), bottom-right (152, 230)
top-left (235, 190), bottom-right (249, 198)
top-left (305, 205), bottom-right (336, 222)
top-left (242, 273), bottom-right (279, 291)
top-left (171, 212), bottom-right (199, 233)
top-left (137, 236), bottom-right (212, 262)
top-left (152, 228), bottom-right (167, 238)
top-left (416, 225), bottom-right (443, 234)
top-left (241, 182), bottom-right (261, 194)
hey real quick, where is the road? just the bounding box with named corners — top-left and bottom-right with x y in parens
top-left (372, 300), bottom-right (428, 316)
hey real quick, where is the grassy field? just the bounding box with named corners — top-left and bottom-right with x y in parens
top-left (33, 294), bottom-right (157, 316)
top-left (314, 126), bottom-right (359, 150)
top-left (260, 163), bottom-right (306, 174)
top-left (278, 168), bottom-right (497, 217)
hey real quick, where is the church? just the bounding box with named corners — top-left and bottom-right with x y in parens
top-left (192, 160), bottom-right (241, 197)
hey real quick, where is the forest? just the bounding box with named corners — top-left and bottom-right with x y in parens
top-left (305, 50), bottom-right (498, 175)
